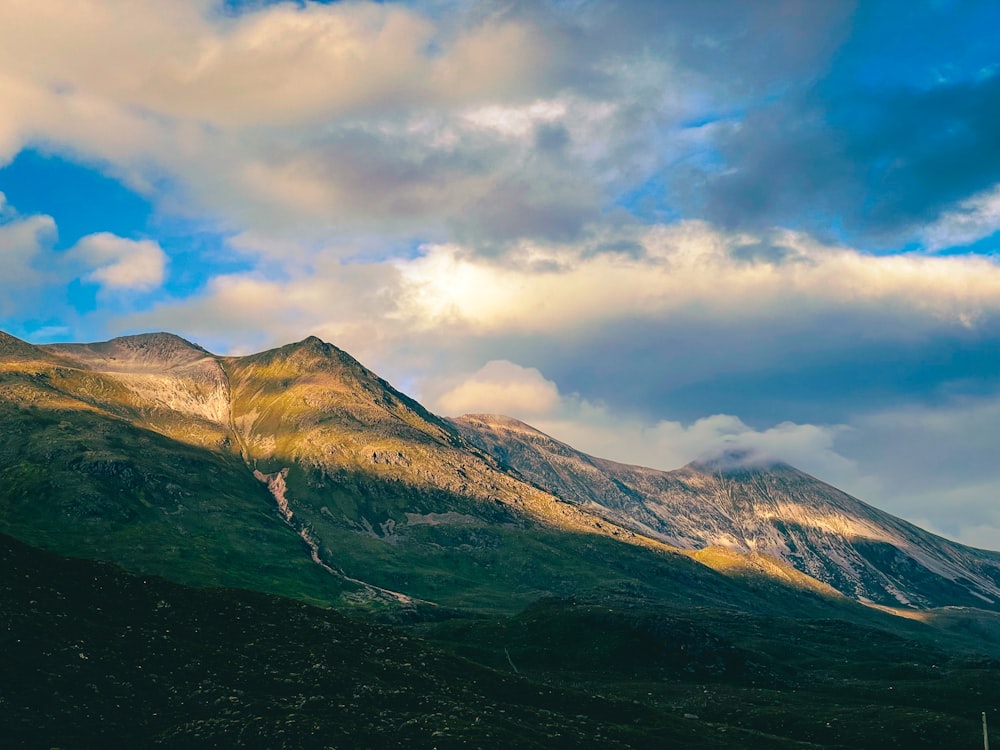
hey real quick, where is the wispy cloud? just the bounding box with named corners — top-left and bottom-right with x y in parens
top-left (921, 183), bottom-right (1000, 251)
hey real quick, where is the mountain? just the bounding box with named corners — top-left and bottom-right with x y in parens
top-left (453, 414), bottom-right (1000, 611)
top-left (0, 331), bottom-right (766, 616)
top-left (2, 329), bottom-right (999, 617)
top-left (7, 330), bottom-right (1000, 748)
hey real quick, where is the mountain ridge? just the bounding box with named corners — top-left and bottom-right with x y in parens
top-left (451, 413), bottom-right (1000, 610)
top-left (1, 329), bottom-right (998, 617)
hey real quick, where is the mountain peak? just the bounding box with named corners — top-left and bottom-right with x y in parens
top-left (42, 332), bottom-right (212, 372)
top-left (686, 447), bottom-right (791, 475)
top-left (0, 330), bottom-right (71, 365)
top-left (454, 413), bottom-right (548, 435)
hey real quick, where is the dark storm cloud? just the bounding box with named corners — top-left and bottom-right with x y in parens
top-left (695, 72), bottom-right (1000, 243)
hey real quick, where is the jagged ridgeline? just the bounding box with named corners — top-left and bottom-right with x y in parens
top-left (2, 329), bottom-right (1000, 617)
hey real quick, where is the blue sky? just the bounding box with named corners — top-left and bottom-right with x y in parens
top-left (1, 0), bottom-right (999, 547)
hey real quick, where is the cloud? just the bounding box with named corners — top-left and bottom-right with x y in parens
top-left (433, 360), bottom-right (561, 418)
top-left (120, 219), bottom-right (1000, 418)
top-left (921, 183), bottom-right (1000, 251)
top-left (0, 0), bottom-right (857, 249)
top-left (0, 208), bottom-right (57, 305)
top-left (425, 354), bottom-right (858, 484)
top-left (692, 66), bottom-right (1000, 244)
top-left (69, 233), bottom-right (167, 291)
top-left (828, 392), bottom-right (1000, 549)
top-left (394, 222), bottom-right (1000, 334)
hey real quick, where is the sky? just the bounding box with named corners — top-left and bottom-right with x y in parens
top-left (1, 0), bottom-right (999, 548)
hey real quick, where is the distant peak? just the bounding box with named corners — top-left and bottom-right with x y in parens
top-left (457, 413), bottom-right (532, 428)
top-left (0, 330), bottom-right (46, 358)
top-left (0, 330), bottom-right (27, 347)
top-left (245, 335), bottom-right (365, 373)
top-left (687, 446), bottom-right (790, 474)
top-left (283, 336), bottom-right (335, 355)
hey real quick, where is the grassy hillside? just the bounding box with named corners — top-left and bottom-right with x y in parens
top-left (5, 531), bottom-right (1000, 749)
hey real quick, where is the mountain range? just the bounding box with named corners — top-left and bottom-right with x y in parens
top-left (3, 330), bottom-right (1000, 748)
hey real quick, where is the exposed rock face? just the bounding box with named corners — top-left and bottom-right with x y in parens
top-left (43, 333), bottom-right (232, 442)
top-left (452, 414), bottom-right (1000, 610)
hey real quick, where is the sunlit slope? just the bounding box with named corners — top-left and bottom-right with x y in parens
top-left (453, 414), bottom-right (1000, 610)
top-left (1, 333), bottom-right (783, 613)
top-left (0, 333), bottom-right (352, 604)
top-left (6, 329), bottom-right (986, 617)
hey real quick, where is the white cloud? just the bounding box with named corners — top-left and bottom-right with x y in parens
top-left (0, 0), bottom-right (705, 245)
top-left (530, 404), bottom-right (858, 482)
top-left (922, 183), bottom-right (1000, 251)
top-left (0, 210), bottom-right (57, 300)
top-left (69, 233), bottom-right (167, 291)
top-left (434, 360), bottom-right (561, 417)
top-left (393, 222), bottom-right (1000, 334)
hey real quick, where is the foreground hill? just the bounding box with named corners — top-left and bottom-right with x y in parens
top-left (5, 530), bottom-right (1000, 749)
top-left (0, 531), bottom-right (733, 749)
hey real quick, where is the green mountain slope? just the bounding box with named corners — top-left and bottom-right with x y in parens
top-left (3, 330), bottom-right (998, 620)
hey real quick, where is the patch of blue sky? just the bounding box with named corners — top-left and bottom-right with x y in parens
top-left (678, 108), bottom-right (744, 130)
top-left (0, 149), bottom-right (152, 249)
top-left (932, 230), bottom-right (1000, 258)
top-left (823, 1), bottom-right (1000, 93)
top-left (608, 174), bottom-right (678, 223)
top-left (157, 225), bottom-right (256, 296)
top-left (0, 147), bottom-right (254, 325)
top-left (62, 226), bottom-right (252, 319)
